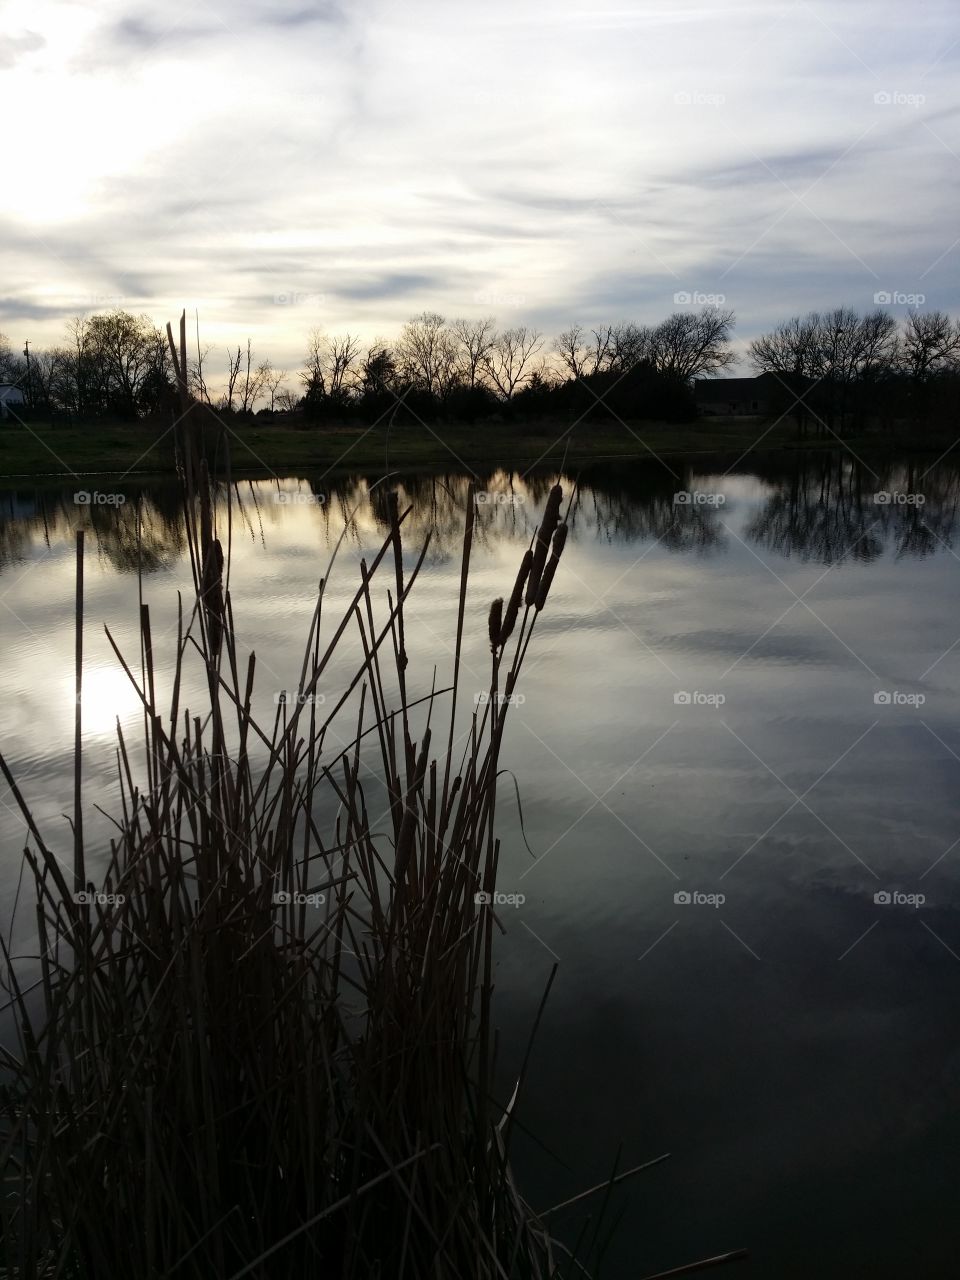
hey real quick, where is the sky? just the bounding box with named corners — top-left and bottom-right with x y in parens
top-left (1, 0), bottom-right (958, 375)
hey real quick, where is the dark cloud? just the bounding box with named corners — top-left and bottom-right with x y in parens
top-left (334, 272), bottom-right (451, 301)
top-left (265, 3), bottom-right (345, 28)
top-left (102, 1), bottom-right (344, 57)
top-left (109, 15), bottom-right (221, 52)
top-left (0, 297), bottom-right (72, 321)
top-left (690, 143), bottom-right (878, 191)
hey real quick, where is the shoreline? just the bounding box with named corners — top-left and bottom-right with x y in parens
top-left (0, 416), bottom-right (954, 484)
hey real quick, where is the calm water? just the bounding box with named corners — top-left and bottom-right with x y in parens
top-left (2, 452), bottom-right (960, 1277)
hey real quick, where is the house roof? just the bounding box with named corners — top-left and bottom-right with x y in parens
top-left (694, 371), bottom-right (808, 399)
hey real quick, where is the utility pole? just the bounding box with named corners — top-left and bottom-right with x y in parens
top-left (23, 340), bottom-right (32, 409)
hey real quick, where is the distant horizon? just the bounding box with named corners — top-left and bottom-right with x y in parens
top-left (3, 296), bottom-right (951, 397)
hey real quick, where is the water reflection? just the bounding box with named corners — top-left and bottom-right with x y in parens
top-left (743, 453), bottom-right (958, 563)
top-left (3, 452), bottom-right (958, 571)
top-left (3, 451), bottom-right (960, 1278)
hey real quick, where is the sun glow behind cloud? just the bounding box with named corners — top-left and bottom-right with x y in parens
top-left (0, 0), bottom-right (957, 371)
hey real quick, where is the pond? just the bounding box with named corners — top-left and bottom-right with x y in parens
top-left (1, 450), bottom-right (959, 1277)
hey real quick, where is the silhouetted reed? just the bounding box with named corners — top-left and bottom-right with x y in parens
top-left (0, 320), bottom-right (611, 1278)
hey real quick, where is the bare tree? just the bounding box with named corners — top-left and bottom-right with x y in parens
top-left (483, 327), bottom-right (543, 401)
top-left (650, 307), bottom-right (737, 381)
top-left (275, 387), bottom-right (300, 412)
top-left (361, 342), bottom-right (399, 395)
top-left (224, 346), bottom-right (243, 411)
top-left (264, 366), bottom-right (288, 412)
top-left (608, 322), bottom-right (653, 373)
top-left (589, 324), bottom-right (618, 374)
top-left (299, 330), bottom-right (363, 406)
top-left (190, 312), bottom-right (212, 405)
top-left (900, 310), bottom-right (960, 382)
top-left (750, 313), bottom-right (821, 380)
top-left (452, 317), bottom-right (496, 389)
top-left (554, 324), bottom-right (590, 380)
top-left (0, 332), bottom-right (18, 382)
top-left (238, 342), bottom-right (269, 415)
top-left (84, 310), bottom-right (170, 417)
top-left (396, 312), bottom-right (459, 397)
top-left (327, 333), bottom-right (363, 400)
top-left (61, 317), bottom-right (93, 415)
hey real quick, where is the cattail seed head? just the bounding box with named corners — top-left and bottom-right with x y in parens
top-left (499, 549), bottom-right (532, 646)
top-left (488, 598), bottom-right (503, 650)
top-left (525, 484), bottom-right (563, 605)
top-left (534, 523), bottom-right (568, 611)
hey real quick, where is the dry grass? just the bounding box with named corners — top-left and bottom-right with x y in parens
top-left (0, 316), bottom-right (603, 1278)
top-left (0, 317), bottom-right (751, 1279)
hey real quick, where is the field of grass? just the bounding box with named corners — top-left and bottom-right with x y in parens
top-left (0, 413), bottom-right (908, 481)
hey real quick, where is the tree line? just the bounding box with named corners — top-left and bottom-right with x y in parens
top-left (0, 307), bottom-right (733, 424)
top-left (748, 306), bottom-right (960, 433)
top-left (1, 303), bottom-right (957, 429)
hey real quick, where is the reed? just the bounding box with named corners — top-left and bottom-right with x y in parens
top-left (0, 348), bottom-right (609, 1277)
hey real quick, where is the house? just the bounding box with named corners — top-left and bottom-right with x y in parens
top-left (693, 372), bottom-right (782, 416)
top-left (0, 384), bottom-right (25, 419)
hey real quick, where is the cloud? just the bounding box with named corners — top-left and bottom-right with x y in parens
top-left (108, 15), bottom-right (221, 52)
top-left (0, 296), bottom-right (70, 321)
top-left (1, 0), bottom-right (957, 373)
top-left (0, 30), bottom-right (44, 68)
top-left (264, 3), bottom-right (345, 28)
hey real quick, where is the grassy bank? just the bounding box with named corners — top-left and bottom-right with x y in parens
top-left (2, 414), bottom-right (943, 480)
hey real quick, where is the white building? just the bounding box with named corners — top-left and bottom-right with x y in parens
top-left (0, 384), bottom-right (25, 418)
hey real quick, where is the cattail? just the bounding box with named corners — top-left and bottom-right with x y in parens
top-left (525, 484), bottom-right (563, 606)
top-left (488, 597), bottom-right (503, 651)
top-left (534, 523), bottom-right (568, 612)
top-left (498, 549), bottom-right (532, 646)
